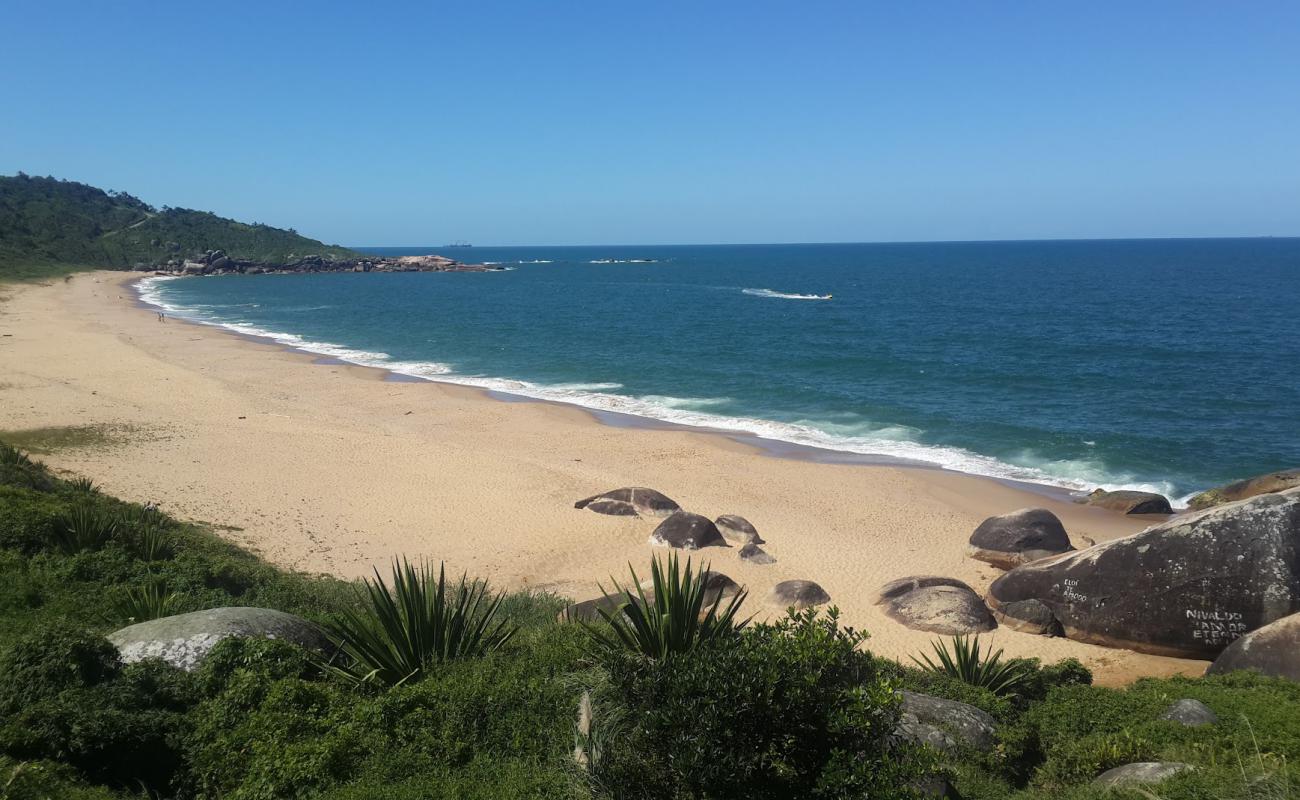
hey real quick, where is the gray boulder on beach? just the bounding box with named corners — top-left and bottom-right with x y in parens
top-left (563, 571), bottom-right (741, 621)
top-left (575, 487), bottom-right (681, 517)
top-left (896, 691), bottom-right (998, 754)
top-left (738, 542), bottom-right (776, 564)
top-left (649, 511), bottom-right (729, 549)
top-left (968, 508), bottom-right (1074, 569)
top-left (875, 576), bottom-right (996, 635)
top-left (715, 514), bottom-right (764, 545)
top-left (991, 598), bottom-right (1062, 636)
top-left (989, 488), bottom-right (1300, 658)
top-left (1085, 489), bottom-right (1173, 515)
top-left (1207, 611), bottom-right (1300, 681)
top-left (768, 579), bottom-right (830, 609)
top-left (107, 607), bottom-right (331, 671)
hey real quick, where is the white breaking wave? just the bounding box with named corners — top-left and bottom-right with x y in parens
top-left (135, 276), bottom-right (1189, 501)
top-left (742, 288), bottom-right (831, 300)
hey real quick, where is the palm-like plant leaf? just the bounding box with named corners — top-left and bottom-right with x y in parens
top-left (52, 502), bottom-right (118, 554)
top-left (911, 633), bottom-right (1029, 695)
top-left (324, 558), bottom-right (517, 687)
top-left (583, 553), bottom-right (748, 659)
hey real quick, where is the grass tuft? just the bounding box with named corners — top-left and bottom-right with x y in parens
top-left (911, 633), bottom-right (1030, 696)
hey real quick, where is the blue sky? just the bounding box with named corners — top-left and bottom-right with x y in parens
top-left (3, 2), bottom-right (1298, 246)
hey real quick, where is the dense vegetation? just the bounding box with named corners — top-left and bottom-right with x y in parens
top-left (0, 173), bottom-right (357, 279)
top-left (1, 438), bottom-right (1298, 799)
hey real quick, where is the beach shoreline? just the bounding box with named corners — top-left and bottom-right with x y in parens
top-left (0, 271), bottom-right (1205, 683)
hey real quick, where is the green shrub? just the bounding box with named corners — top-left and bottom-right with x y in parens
top-left (324, 559), bottom-right (517, 687)
top-left (0, 756), bottom-right (124, 800)
top-left (52, 503), bottom-right (118, 555)
top-left (583, 553), bottom-right (748, 659)
top-left (108, 579), bottom-right (183, 625)
top-left (0, 486), bottom-right (66, 554)
top-left (591, 607), bottom-right (928, 799)
top-left (912, 634), bottom-right (1032, 696)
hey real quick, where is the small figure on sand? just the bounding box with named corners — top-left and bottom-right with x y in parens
top-left (157, 312), bottom-right (165, 322)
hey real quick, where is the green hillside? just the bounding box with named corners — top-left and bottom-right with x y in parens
top-left (0, 173), bottom-right (358, 278)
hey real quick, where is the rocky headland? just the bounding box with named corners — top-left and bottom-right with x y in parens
top-left (142, 249), bottom-right (505, 277)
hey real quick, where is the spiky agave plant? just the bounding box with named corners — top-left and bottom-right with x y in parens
top-left (324, 558), bottom-right (517, 687)
top-left (583, 553), bottom-right (748, 659)
top-left (0, 442), bottom-right (34, 467)
top-left (68, 476), bottom-right (99, 494)
top-left (911, 634), bottom-right (1030, 695)
top-left (52, 502), bottom-right (118, 554)
top-left (111, 580), bottom-right (182, 624)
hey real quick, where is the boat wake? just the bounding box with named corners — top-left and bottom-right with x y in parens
top-left (742, 288), bottom-right (832, 300)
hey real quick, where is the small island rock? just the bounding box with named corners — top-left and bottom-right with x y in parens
top-left (649, 511), bottom-right (728, 549)
top-left (575, 487), bottom-right (681, 518)
top-left (107, 607), bottom-right (330, 671)
top-left (715, 514), bottom-right (764, 545)
top-left (968, 508), bottom-right (1073, 569)
top-left (768, 579), bottom-right (830, 609)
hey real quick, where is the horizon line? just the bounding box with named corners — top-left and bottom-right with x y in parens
top-left (348, 234), bottom-right (1300, 249)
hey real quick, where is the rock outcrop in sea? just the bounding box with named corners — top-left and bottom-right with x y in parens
top-left (145, 249), bottom-right (504, 277)
top-left (1189, 468), bottom-right (1300, 510)
top-left (988, 488), bottom-right (1300, 658)
top-left (1084, 489), bottom-right (1173, 515)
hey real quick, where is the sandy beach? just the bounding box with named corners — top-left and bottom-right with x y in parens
top-left (0, 272), bottom-right (1206, 683)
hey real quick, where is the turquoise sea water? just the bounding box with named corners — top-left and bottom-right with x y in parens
top-left (141, 239), bottom-right (1300, 500)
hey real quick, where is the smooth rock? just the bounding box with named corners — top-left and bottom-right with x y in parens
top-left (1207, 611), bottom-right (1300, 681)
top-left (738, 542), bottom-right (776, 564)
top-left (1160, 699), bottom-right (1218, 727)
top-left (768, 579), bottom-right (830, 609)
top-left (896, 691), bottom-right (998, 754)
top-left (1085, 489), bottom-right (1173, 515)
top-left (107, 607), bottom-right (330, 671)
top-left (989, 488), bottom-right (1300, 658)
top-left (1190, 469), bottom-right (1300, 510)
top-left (874, 575), bottom-right (972, 604)
top-left (877, 581), bottom-right (996, 635)
top-left (968, 508), bottom-right (1073, 569)
top-left (562, 571), bottom-right (740, 621)
top-left (1094, 762), bottom-right (1193, 789)
top-left (574, 487), bottom-right (681, 518)
top-left (649, 511), bottom-right (729, 549)
top-left (715, 514), bottom-right (763, 545)
top-left (991, 598), bottom-right (1062, 636)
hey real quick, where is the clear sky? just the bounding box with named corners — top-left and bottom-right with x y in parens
top-left (3, 1), bottom-right (1298, 246)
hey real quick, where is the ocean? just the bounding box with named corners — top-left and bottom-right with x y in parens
top-left (139, 239), bottom-right (1300, 501)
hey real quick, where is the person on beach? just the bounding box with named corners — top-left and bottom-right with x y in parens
top-left (158, 312), bottom-right (165, 322)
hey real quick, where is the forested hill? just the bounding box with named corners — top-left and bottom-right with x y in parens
top-left (0, 173), bottom-right (358, 276)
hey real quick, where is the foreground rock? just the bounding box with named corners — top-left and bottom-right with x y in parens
top-left (1094, 762), bottom-right (1193, 789)
top-left (1190, 469), bottom-right (1300, 510)
top-left (1207, 611), bottom-right (1300, 681)
top-left (1160, 699), bottom-right (1218, 727)
top-left (989, 488), bottom-right (1300, 658)
top-left (968, 508), bottom-right (1073, 568)
top-left (1085, 489), bottom-right (1173, 515)
top-left (563, 571), bottom-right (740, 621)
top-left (896, 691), bottom-right (998, 754)
top-left (768, 580), bottom-right (830, 609)
top-left (108, 607), bottom-right (330, 671)
top-left (649, 512), bottom-right (728, 549)
top-left (738, 542), bottom-right (776, 564)
top-left (875, 576), bottom-right (995, 635)
top-left (575, 487), bottom-right (681, 518)
top-left (715, 514), bottom-right (763, 545)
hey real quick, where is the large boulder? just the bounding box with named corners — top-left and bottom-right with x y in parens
top-left (1085, 489), bottom-right (1173, 515)
top-left (989, 488), bottom-right (1300, 658)
top-left (768, 580), bottom-right (830, 609)
top-left (563, 571), bottom-right (740, 621)
top-left (1190, 469), bottom-right (1300, 510)
top-left (649, 512), bottom-right (728, 549)
top-left (875, 576), bottom-right (995, 635)
top-left (991, 598), bottom-right (1062, 636)
top-left (575, 487), bottom-right (681, 518)
top-left (1160, 699), bottom-right (1218, 727)
top-left (107, 607), bottom-right (331, 671)
top-left (1094, 762), bottom-right (1193, 789)
top-left (968, 508), bottom-right (1073, 569)
top-left (715, 514), bottom-right (763, 545)
top-left (896, 691), bottom-right (998, 754)
top-left (1207, 611), bottom-right (1300, 681)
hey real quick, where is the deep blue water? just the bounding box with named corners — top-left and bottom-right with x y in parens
top-left (142, 239), bottom-right (1300, 499)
